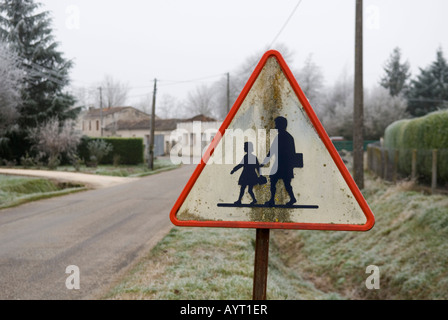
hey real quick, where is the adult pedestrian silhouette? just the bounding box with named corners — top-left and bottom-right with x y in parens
top-left (262, 116), bottom-right (297, 206)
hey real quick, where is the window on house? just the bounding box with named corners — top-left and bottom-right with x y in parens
top-left (96, 120), bottom-right (99, 131)
top-left (89, 121), bottom-right (91, 130)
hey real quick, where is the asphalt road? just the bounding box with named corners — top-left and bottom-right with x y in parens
top-left (0, 165), bottom-right (195, 300)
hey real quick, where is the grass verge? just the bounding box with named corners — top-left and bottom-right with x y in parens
top-left (56, 158), bottom-right (180, 177)
top-left (104, 227), bottom-right (340, 300)
top-left (0, 175), bottom-right (87, 210)
top-left (273, 174), bottom-right (448, 299)
top-left (104, 172), bottom-right (448, 300)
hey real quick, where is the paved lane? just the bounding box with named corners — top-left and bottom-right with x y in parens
top-left (0, 165), bottom-right (195, 300)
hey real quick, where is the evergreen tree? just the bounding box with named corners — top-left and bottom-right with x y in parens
top-left (380, 47), bottom-right (411, 97)
top-left (0, 0), bottom-right (79, 131)
top-left (407, 48), bottom-right (448, 117)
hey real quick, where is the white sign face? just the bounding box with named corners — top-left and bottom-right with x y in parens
top-left (171, 51), bottom-right (374, 231)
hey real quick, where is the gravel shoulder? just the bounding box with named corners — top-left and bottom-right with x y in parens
top-left (0, 168), bottom-right (138, 189)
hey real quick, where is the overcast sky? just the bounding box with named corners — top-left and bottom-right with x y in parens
top-left (40, 0), bottom-right (448, 107)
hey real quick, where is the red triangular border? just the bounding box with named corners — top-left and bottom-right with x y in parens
top-left (170, 50), bottom-right (375, 231)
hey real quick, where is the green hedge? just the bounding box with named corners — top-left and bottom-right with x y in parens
top-left (383, 110), bottom-right (448, 183)
top-left (79, 136), bottom-right (144, 165)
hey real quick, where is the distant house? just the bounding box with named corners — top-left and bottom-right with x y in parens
top-left (106, 114), bottom-right (222, 158)
top-left (77, 107), bottom-right (221, 159)
top-left (78, 106), bottom-right (155, 138)
top-left (175, 115), bottom-right (222, 158)
top-left (104, 118), bottom-right (180, 158)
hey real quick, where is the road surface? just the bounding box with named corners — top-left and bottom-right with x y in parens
top-left (0, 165), bottom-right (195, 299)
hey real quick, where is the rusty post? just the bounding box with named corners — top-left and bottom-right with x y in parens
top-left (383, 149), bottom-right (389, 180)
top-left (393, 149), bottom-right (399, 183)
top-left (411, 149), bottom-right (417, 181)
top-left (378, 147), bottom-right (383, 178)
top-left (253, 228), bottom-right (270, 300)
top-left (431, 149), bottom-right (438, 194)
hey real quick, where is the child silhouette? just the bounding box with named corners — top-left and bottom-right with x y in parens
top-left (231, 142), bottom-right (262, 205)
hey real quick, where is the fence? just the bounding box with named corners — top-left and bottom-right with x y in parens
top-left (367, 143), bottom-right (448, 194)
top-left (332, 140), bottom-right (378, 152)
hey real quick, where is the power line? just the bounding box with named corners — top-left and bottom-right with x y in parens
top-left (0, 52), bottom-right (67, 86)
top-left (126, 92), bottom-right (153, 99)
top-left (2, 50), bottom-right (228, 101)
top-left (2, 2), bottom-right (304, 100)
top-left (408, 98), bottom-right (448, 103)
top-left (158, 73), bottom-right (227, 87)
top-left (6, 52), bottom-right (67, 80)
top-left (269, 0), bottom-right (303, 48)
top-left (68, 73), bottom-right (227, 91)
top-left (239, 0), bottom-right (304, 75)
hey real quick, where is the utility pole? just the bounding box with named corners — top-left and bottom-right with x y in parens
top-left (98, 86), bottom-right (103, 137)
top-left (353, 0), bottom-right (364, 189)
top-left (226, 72), bottom-right (230, 114)
top-left (149, 78), bottom-right (157, 170)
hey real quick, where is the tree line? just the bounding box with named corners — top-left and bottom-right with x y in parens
top-left (1, 0), bottom-right (447, 167)
top-left (149, 45), bottom-right (448, 141)
top-left (0, 0), bottom-right (79, 165)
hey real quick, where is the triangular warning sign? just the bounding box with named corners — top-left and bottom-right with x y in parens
top-left (170, 50), bottom-right (375, 231)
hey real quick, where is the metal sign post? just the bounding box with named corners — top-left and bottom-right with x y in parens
top-left (252, 229), bottom-right (270, 300)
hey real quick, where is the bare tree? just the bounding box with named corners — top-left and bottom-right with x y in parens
top-left (70, 85), bottom-right (97, 110)
top-left (157, 93), bottom-right (181, 119)
top-left (295, 54), bottom-right (324, 103)
top-left (320, 83), bottom-right (408, 140)
top-left (207, 43), bottom-right (297, 120)
top-left (0, 42), bottom-right (23, 138)
top-left (186, 84), bottom-right (216, 117)
top-left (364, 86), bottom-right (408, 139)
top-left (319, 67), bottom-right (353, 122)
top-left (134, 92), bottom-right (151, 114)
top-left (321, 89), bottom-right (354, 139)
top-left (98, 74), bottom-right (129, 108)
top-left (211, 74), bottom-right (239, 120)
top-left (28, 118), bottom-right (81, 169)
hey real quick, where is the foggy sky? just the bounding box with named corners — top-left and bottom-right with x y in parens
top-left (38, 0), bottom-right (448, 106)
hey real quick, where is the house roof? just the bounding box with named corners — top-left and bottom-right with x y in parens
top-left (105, 119), bottom-right (179, 132)
top-left (182, 114), bottom-right (217, 122)
top-left (104, 114), bottom-right (218, 132)
top-left (83, 106), bottom-right (154, 118)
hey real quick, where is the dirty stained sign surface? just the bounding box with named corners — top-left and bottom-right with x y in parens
top-left (170, 50), bottom-right (375, 231)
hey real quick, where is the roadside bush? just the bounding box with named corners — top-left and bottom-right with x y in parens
top-left (20, 153), bottom-right (35, 168)
top-left (101, 138), bottom-right (144, 165)
top-left (86, 140), bottom-right (113, 167)
top-left (79, 137), bottom-right (144, 165)
top-left (383, 110), bottom-right (448, 184)
top-left (28, 118), bottom-right (81, 170)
